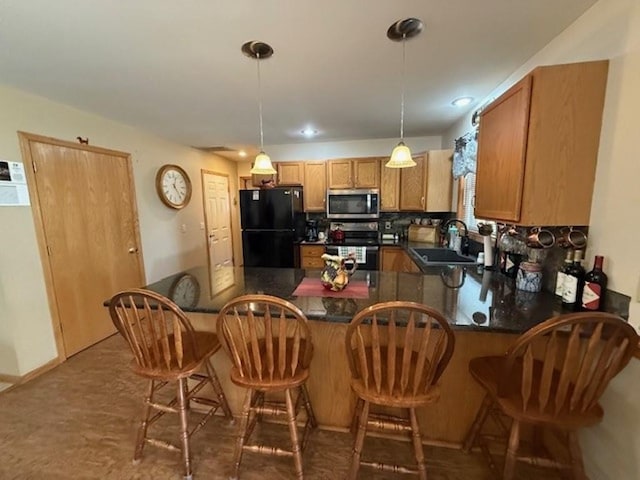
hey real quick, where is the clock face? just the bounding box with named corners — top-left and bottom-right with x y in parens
top-left (170, 274), bottom-right (200, 309)
top-left (156, 165), bottom-right (192, 209)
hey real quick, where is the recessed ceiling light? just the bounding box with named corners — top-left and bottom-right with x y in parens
top-left (452, 97), bottom-right (473, 107)
top-left (238, 150), bottom-right (247, 157)
top-left (301, 128), bottom-right (318, 138)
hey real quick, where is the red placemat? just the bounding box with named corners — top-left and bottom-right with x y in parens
top-left (292, 277), bottom-right (369, 299)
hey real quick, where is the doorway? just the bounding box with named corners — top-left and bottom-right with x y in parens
top-left (201, 171), bottom-right (235, 296)
top-left (19, 132), bottom-right (145, 358)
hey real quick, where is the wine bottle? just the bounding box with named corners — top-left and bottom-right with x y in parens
top-left (555, 249), bottom-right (574, 298)
top-left (581, 255), bottom-right (608, 311)
top-left (562, 249), bottom-right (585, 311)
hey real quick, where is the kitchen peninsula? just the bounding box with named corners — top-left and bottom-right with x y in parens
top-left (141, 262), bottom-right (596, 446)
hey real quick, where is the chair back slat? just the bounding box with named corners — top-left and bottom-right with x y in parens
top-left (500, 312), bottom-right (638, 416)
top-left (346, 301), bottom-right (455, 400)
top-left (538, 330), bottom-right (559, 411)
top-left (216, 295), bottom-right (312, 385)
top-left (521, 344), bottom-right (534, 411)
top-left (108, 289), bottom-right (199, 373)
top-left (387, 310), bottom-right (397, 394)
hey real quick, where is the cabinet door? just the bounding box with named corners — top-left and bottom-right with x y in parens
top-left (475, 75), bottom-right (532, 222)
top-left (277, 162), bottom-right (304, 185)
top-left (353, 158), bottom-right (380, 188)
top-left (399, 156), bottom-right (427, 211)
top-left (425, 149), bottom-right (453, 212)
top-left (380, 161), bottom-right (400, 211)
top-left (327, 159), bottom-right (352, 189)
top-left (303, 161), bottom-right (327, 212)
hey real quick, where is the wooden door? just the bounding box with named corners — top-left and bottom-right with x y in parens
top-left (399, 156), bottom-right (427, 211)
top-left (424, 149), bottom-right (453, 212)
top-left (19, 133), bottom-right (145, 357)
top-left (475, 75), bottom-right (532, 222)
top-left (380, 161), bottom-right (400, 211)
top-left (327, 159), bottom-right (352, 189)
top-left (303, 161), bottom-right (327, 211)
top-left (202, 171), bottom-right (235, 296)
top-left (277, 162), bottom-right (304, 185)
top-left (353, 158), bottom-right (380, 188)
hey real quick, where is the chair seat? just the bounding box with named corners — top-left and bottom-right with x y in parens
top-left (350, 347), bottom-right (440, 408)
top-left (229, 338), bottom-right (312, 390)
top-left (131, 331), bottom-right (221, 380)
top-left (469, 355), bottom-right (604, 429)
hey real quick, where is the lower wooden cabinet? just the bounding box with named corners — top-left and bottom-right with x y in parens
top-left (380, 247), bottom-right (420, 273)
top-left (300, 245), bottom-right (325, 269)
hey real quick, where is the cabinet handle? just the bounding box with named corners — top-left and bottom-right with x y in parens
top-left (421, 196), bottom-right (425, 207)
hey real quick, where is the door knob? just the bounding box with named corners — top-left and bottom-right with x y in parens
top-left (128, 247), bottom-right (138, 254)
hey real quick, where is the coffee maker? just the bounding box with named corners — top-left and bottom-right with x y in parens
top-left (305, 220), bottom-right (319, 242)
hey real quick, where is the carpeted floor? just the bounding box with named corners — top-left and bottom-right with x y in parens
top-left (0, 335), bottom-right (561, 479)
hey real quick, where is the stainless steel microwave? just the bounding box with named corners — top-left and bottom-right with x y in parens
top-left (326, 189), bottom-right (380, 219)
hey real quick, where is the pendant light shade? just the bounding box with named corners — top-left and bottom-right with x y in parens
top-left (385, 18), bottom-right (424, 169)
top-left (243, 41), bottom-right (277, 175)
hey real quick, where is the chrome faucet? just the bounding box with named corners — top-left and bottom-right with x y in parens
top-left (441, 219), bottom-right (470, 255)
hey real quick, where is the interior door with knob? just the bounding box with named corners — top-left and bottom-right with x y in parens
top-left (202, 171), bottom-right (235, 296)
top-left (19, 133), bottom-right (145, 357)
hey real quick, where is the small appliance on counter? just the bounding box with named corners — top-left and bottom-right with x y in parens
top-left (305, 220), bottom-right (319, 242)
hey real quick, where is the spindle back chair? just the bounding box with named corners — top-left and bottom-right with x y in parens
top-left (109, 289), bottom-right (232, 480)
top-left (345, 301), bottom-right (455, 480)
top-left (216, 294), bottom-right (317, 480)
top-left (463, 311), bottom-right (638, 480)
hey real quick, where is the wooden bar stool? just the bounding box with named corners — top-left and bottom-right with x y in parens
top-left (108, 289), bottom-right (233, 480)
top-left (463, 312), bottom-right (638, 480)
top-left (216, 294), bottom-right (317, 479)
top-left (345, 301), bottom-right (456, 480)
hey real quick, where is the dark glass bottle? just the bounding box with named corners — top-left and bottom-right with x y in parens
top-left (561, 249), bottom-right (585, 311)
top-left (554, 249), bottom-right (574, 298)
top-left (581, 255), bottom-right (608, 311)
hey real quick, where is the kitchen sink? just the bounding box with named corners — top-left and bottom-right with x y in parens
top-left (409, 247), bottom-right (476, 266)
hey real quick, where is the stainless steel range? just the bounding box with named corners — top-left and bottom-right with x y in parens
top-left (325, 222), bottom-right (379, 270)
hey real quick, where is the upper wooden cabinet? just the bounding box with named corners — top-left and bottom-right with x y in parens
top-left (397, 150), bottom-right (453, 212)
top-left (327, 158), bottom-right (380, 189)
top-left (277, 162), bottom-right (304, 185)
top-left (380, 160), bottom-right (400, 211)
top-left (303, 161), bottom-right (327, 212)
top-left (475, 60), bottom-right (609, 226)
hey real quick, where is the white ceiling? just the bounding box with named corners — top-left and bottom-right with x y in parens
top-left (0, 1), bottom-right (599, 155)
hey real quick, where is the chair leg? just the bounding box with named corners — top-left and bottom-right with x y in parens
top-left (133, 379), bottom-right (155, 464)
top-left (348, 399), bottom-right (370, 480)
top-left (567, 431), bottom-right (587, 480)
top-left (409, 408), bottom-right (427, 480)
top-left (177, 378), bottom-right (193, 480)
top-left (300, 383), bottom-right (317, 429)
top-left (204, 360), bottom-right (233, 420)
top-left (232, 388), bottom-right (253, 480)
top-left (503, 419), bottom-right (521, 480)
top-left (285, 388), bottom-right (305, 479)
top-left (463, 393), bottom-right (492, 453)
top-left (350, 397), bottom-right (364, 436)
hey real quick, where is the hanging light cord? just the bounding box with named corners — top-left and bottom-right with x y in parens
top-left (256, 52), bottom-right (265, 151)
top-left (399, 33), bottom-right (406, 142)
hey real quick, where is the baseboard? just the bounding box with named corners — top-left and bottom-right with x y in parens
top-left (0, 356), bottom-right (61, 388)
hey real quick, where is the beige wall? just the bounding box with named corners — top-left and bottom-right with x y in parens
top-left (0, 84), bottom-right (240, 377)
top-left (443, 0), bottom-right (640, 477)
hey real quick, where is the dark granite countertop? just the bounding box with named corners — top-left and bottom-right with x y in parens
top-left (139, 263), bottom-right (603, 335)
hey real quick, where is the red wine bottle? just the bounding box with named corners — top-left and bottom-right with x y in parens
top-left (562, 249), bottom-right (585, 311)
top-left (581, 255), bottom-right (608, 311)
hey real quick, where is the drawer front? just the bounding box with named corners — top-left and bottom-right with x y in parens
top-left (301, 245), bottom-right (325, 258)
top-left (301, 257), bottom-right (325, 269)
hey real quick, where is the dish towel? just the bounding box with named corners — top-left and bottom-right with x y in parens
top-left (337, 246), bottom-right (367, 264)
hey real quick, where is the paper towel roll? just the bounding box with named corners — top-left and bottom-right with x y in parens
top-left (483, 236), bottom-right (494, 269)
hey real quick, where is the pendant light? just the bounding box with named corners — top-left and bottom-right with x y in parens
top-left (385, 18), bottom-right (424, 168)
top-left (243, 41), bottom-right (277, 175)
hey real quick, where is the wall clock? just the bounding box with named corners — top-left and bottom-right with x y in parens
top-left (156, 164), bottom-right (192, 209)
top-left (169, 273), bottom-right (200, 309)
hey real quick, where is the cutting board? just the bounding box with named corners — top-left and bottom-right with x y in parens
top-left (408, 225), bottom-right (438, 243)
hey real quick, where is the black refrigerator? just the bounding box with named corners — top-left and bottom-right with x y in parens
top-left (240, 187), bottom-right (305, 268)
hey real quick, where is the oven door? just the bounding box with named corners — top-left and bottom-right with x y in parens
top-left (326, 189), bottom-right (379, 219)
top-left (325, 245), bottom-right (379, 270)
